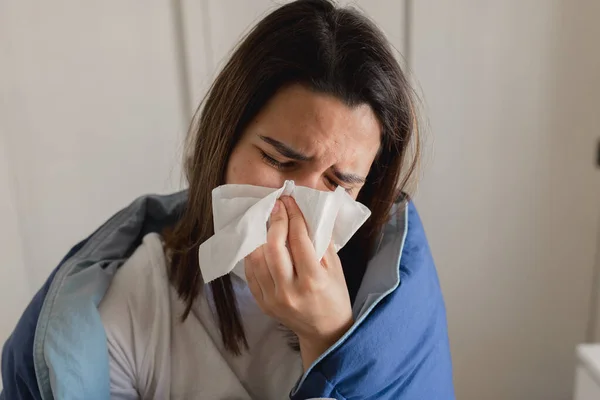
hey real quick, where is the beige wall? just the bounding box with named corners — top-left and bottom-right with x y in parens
top-left (0, 1), bottom-right (187, 292)
top-left (412, 0), bottom-right (600, 398)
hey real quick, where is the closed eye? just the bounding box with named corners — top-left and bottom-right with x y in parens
top-left (259, 150), bottom-right (296, 170)
top-left (326, 176), bottom-right (352, 193)
top-left (259, 148), bottom-right (353, 193)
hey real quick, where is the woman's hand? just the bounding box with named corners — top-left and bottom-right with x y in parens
top-left (244, 196), bottom-right (354, 370)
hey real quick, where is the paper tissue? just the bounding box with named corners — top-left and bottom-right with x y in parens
top-left (198, 180), bottom-right (371, 283)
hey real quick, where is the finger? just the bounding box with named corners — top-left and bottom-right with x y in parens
top-left (251, 246), bottom-right (275, 297)
top-left (245, 246), bottom-right (274, 299)
top-left (265, 199), bottom-right (294, 284)
top-left (280, 196), bottom-right (318, 279)
top-left (244, 251), bottom-right (263, 303)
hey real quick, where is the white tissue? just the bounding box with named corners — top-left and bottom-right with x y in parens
top-left (198, 180), bottom-right (371, 283)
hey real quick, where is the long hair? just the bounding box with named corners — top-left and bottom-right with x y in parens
top-left (164, 0), bottom-right (419, 355)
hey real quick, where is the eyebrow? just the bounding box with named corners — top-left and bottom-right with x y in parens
top-left (259, 135), bottom-right (312, 161)
top-left (259, 134), bottom-right (367, 185)
top-left (332, 167), bottom-right (366, 185)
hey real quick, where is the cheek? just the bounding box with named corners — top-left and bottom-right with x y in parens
top-left (225, 146), bottom-right (283, 188)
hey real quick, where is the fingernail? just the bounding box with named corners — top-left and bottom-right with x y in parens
top-left (272, 200), bottom-right (280, 214)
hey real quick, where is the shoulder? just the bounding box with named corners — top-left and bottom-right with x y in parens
top-left (109, 232), bottom-right (168, 290)
top-left (400, 201), bottom-right (440, 296)
top-left (99, 232), bottom-right (171, 327)
top-left (98, 233), bottom-right (171, 360)
top-left (392, 201), bottom-right (447, 341)
top-left (98, 233), bottom-right (174, 397)
top-left (383, 200), bottom-right (444, 309)
top-left (360, 201), bottom-right (453, 394)
top-left (390, 201), bottom-right (454, 396)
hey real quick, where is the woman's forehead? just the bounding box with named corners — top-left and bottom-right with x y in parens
top-left (249, 85), bottom-right (381, 165)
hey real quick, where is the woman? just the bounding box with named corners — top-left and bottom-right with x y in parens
top-left (1, 1), bottom-right (454, 399)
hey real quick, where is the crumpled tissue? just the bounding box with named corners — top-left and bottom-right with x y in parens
top-left (198, 180), bottom-right (371, 283)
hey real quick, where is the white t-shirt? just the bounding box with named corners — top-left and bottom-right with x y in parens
top-left (98, 233), bottom-right (303, 399)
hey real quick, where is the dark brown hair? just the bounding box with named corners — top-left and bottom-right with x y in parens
top-left (165, 0), bottom-right (419, 355)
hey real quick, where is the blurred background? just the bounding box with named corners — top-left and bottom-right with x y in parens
top-left (1, 0), bottom-right (599, 398)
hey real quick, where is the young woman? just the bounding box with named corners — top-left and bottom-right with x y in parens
top-left (1, 1), bottom-right (454, 399)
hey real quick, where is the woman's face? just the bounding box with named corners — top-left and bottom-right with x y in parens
top-left (226, 84), bottom-right (381, 199)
